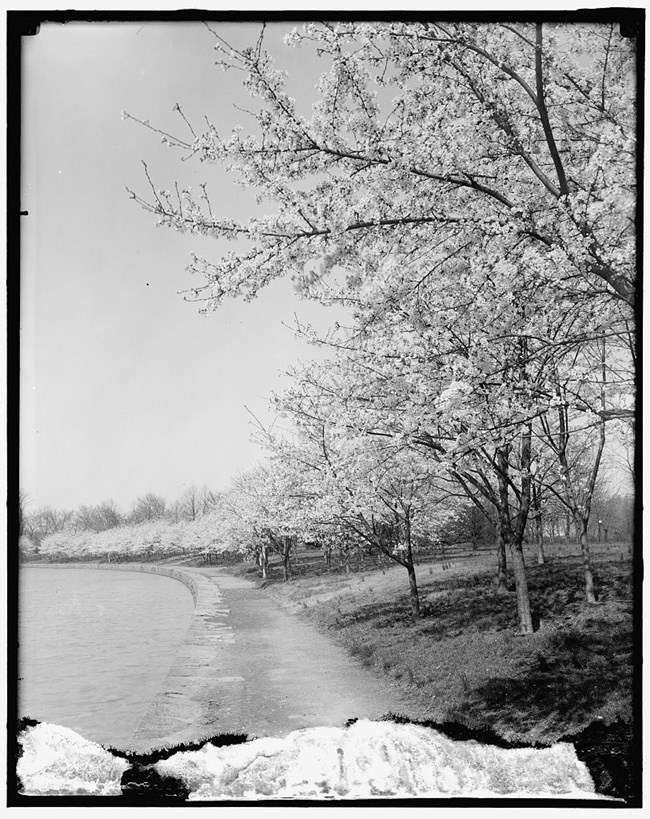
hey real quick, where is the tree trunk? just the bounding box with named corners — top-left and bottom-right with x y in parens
top-left (531, 482), bottom-right (545, 565)
top-left (565, 514), bottom-right (572, 544)
top-left (406, 562), bottom-right (420, 619)
top-left (495, 444), bottom-right (533, 633)
top-left (282, 537), bottom-right (293, 582)
top-left (577, 515), bottom-right (597, 603)
top-left (510, 539), bottom-right (534, 633)
top-left (404, 514), bottom-right (420, 618)
top-left (258, 543), bottom-right (268, 579)
top-left (536, 521), bottom-right (546, 565)
top-left (495, 520), bottom-right (509, 595)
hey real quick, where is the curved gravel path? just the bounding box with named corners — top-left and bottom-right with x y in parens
top-left (130, 568), bottom-right (420, 752)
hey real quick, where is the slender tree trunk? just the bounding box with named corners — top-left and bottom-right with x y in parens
top-left (536, 518), bottom-right (546, 565)
top-left (406, 562), bottom-right (420, 619)
top-left (510, 538), bottom-right (534, 633)
top-left (284, 537), bottom-right (295, 581)
top-left (495, 518), bottom-right (509, 595)
top-left (496, 444), bottom-right (534, 632)
top-left (577, 514), bottom-right (597, 603)
top-left (261, 543), bottom-right (268, 580)
top-left (565, 514), bottom-right (572, 545)
top-left (532, 483), bottom-right (545, 565)
top-left (404, 515), bottom-right (420, 618)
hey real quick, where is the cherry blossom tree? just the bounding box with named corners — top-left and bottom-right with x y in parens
top-left (37, 512), bottom-right (234, 563)
top-left (263, 362), bottom-right (458, 617)
top-left (126, 20), bottom-right (636, 631)
top-left (535, 336), bottom-right (628, 601)
top-left (127, 21), bottom-right (635, 314)
top-left (222, 465), bottom-right (307, 580)
top-left (18, 535), bottom-right (38, 560)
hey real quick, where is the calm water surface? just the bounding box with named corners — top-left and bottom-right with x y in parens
top-left (18, 568), bottom-right (195, 748)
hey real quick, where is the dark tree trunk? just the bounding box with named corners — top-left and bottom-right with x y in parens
top-left (532, 482), bottom-right (545, 565)
top-left (577, 515), bottom-right (597, 603)
top-left (260, 543), bottom-right (268, 580)
top-left (497, 442), bottom-right (534, 633)
top-left (510, 538), bottom-right (534, 633)
top-left (565, 514), bottom-right (572, 544)
top-left (536, 520), bottom-right (546, 565)
top-left (407, 562), bottom-right (420, 618)
top-left (284, 536), bottom-right (295, 581)
top-left (404, 515), bottom-right (420, 619)
top-left (495, 519), bottom-right (509, 595)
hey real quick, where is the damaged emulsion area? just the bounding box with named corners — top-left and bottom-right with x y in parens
top-left (12, 714), bottom-right (633, 803)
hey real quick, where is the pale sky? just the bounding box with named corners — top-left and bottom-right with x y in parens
top-left (20, 20), bottom-right (342, 511)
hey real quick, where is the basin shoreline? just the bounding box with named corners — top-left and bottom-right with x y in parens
top-left (21, 561), bottom-right (201, 605)
top-left (20, 562), bottom-right (221, 750)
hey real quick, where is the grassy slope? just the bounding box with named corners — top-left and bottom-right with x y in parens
top-left (236, 551), bottom-right (634, 742)
top-left (229, 547), bottom-right (637, 800)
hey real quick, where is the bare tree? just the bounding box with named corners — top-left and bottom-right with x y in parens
top-left (18, 489), bottom-right (30, 537)
top-left (180, 485), bottom-right (200, 521)
top-left (129, 492), bottom-right (167, 524)
top-left (95, 499), bottom-right (123, 531)
top-left (200, 485), bottom-right (218, 516)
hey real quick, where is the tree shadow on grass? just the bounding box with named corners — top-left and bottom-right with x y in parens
top-left (332, 558), bottom-right (632, 639)
top-left (333, 599), bottom-right (415, 630)
top-left (458, 623), bottom-right (633, 741)
top-left (419, 592), bottom-right (519, 638)
top-left (452, 620), bottom-right (636, 802)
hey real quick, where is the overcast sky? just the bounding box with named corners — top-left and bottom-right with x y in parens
top-left (20, 20), bottom-right (342, 512)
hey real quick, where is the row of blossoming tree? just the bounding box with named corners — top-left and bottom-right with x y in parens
top-left (123, 20), bottom-right (635, 632)
top-left (33, 514), bottom-right (222, 562)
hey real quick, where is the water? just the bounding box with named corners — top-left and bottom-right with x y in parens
top-left (18, 567), bottom-right (195, 749)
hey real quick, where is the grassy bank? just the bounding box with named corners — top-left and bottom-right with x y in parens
top-left (231, 549), bottom-right (637, 800)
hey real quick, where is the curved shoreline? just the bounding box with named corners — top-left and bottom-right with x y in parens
top-left (21, 562), bottom-right (201, 605)
top-left (21, 562), bottom-right (229, 750)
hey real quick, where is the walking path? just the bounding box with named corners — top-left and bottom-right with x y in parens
top-left (130, 568), bottom-right (420, 752)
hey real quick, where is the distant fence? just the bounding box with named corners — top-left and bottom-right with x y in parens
top-left (255, 536), bottom-right (633, 579)
top-left (20, 536), bottom-right (632, 574)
